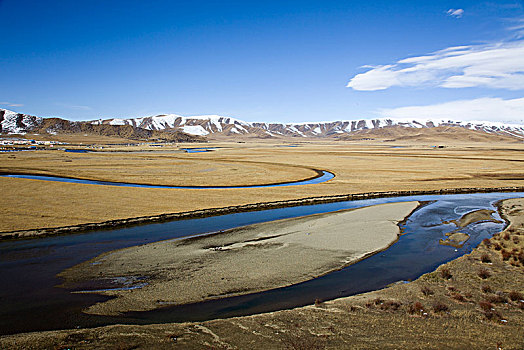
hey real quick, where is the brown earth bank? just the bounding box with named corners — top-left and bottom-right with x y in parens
top-left (58, 202), bottom-right (419, 315)
top-left (2, 140), bottom-right (524, 234)
top-left (1, 199), bottom-right (523, 349)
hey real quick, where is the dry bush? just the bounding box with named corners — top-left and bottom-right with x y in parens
top-left (485, 293), bottom-right (507, 304)
top-left (314, 298), bottom-right (323, 307)
top-left (479, 300), bottom-right (494, 312)
top-left (501, 249), bottom-right (511, 261)
top-left (380, 300), bottom-right (402, 311)
top-left (483, 309), bottom-right (502, 321)
top-left (493, 243), bottom-right (502, 251)
top-left (408, 301), bottom-right (425, 315)
top-left (447, 286), bottom-right (458, 292)
top-left (502, 233), bottom-right (510, 240)
top-left (451, 293), bottom-right (466, 303)
top-left (508, 291), bottom-right (523, 301)
top-left (432, 301), bottom-right (449, 313)
top-left (421, 286), bottom-right (434, 296)
top-left (440, 267), bottom-right (452, 280)
top-left (478, 267), bottom-right (491, 279)
top-left (481, 238), bottom-right (491, 247)
top-left (480, 253), bottom-right (491, 263)
top-left (481, 284), bottom-right (492, 293)
top-left (513, 236), bottom-right (520, 244)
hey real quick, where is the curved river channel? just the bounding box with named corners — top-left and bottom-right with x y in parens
top-left (1, 170), bottom-right (334, 189)
top-left (1, 191), bottom-right (523, 335)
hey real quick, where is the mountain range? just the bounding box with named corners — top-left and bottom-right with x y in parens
top-left (2, 108), bottom-right (524, 141)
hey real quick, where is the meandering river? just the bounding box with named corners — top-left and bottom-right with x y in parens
top-left (0, 191), bottom-right (522, 335)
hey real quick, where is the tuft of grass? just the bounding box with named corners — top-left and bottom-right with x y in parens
top-left (432, 301), bottom-right (449, 313)
top-left (478, 267), bottom-right (491, 279)
top-left (508, 291), bottom-right (523, 301)
top-left (440, 267), bottom-right (452, 280)
top-left (421, 286), bottom-right (434, 296)
top-left (314, 298), bottom-right (323, 307)
top-left (480, 253), bottom-right (491, 263)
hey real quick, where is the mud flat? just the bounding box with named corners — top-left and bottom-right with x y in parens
top-left (59, 201), bottom-right (419, 316)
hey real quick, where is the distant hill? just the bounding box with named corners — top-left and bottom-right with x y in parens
top-left (94, 113), bottom-right (524, 140)
top-left (2, 108), bottom-right (524, 141)
top-left (0, 109), bottom-right (203, 142)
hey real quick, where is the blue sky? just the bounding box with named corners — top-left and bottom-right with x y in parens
top-left (1, 0), bottom-right (523, 123)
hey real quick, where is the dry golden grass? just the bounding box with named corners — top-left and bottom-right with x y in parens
top-left (1, 138), bottom-right (524, 232)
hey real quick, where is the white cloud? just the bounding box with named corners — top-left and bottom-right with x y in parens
top-left (0, 101), bottom-right (24, 107)
top-left (347, 40), bottom-right (524, 91)
top-left (447, 8), bottom-right (464, 18)
top-left (378, 97), bottom-right (524, 123)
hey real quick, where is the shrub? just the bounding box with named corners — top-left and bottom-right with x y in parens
top-left (482, 238), bottom-right (491, 247)
top-left (432, 301), bottom-right (449, 313)
top-left (440, 267), bottom-right (452, 280)
top-left (503, 233), bottom-right (510, 240)
top-left (480, 253), bottom-right (491, 263)
top-left (485, 294), bottom-right (507, 304)
top-left (501, 249), bottom-right (511, 261)
top-left (380, 300), bottom-right (402, 311)
top-left (314, 298), bottom-right (323, 307)
top-left (447, 286), bottom-right (457, 292)
top-left (493, 243), bottom-right (502, 251)
top-left (481, 284), bottom-right (492, 293)
top-left (508, 291), bottom-right (523, 301)
top-left (408, 301), bottom-right (425, 315)
top-left (451, 293), bottom-right (466, 302)
top-left (479, 300), bottom-right (494, 311)
top-left (513, 236), bottom-right (520, 244)
top-left (421, 286), bottom-right (434, 296)
top-left (483, 309), bottom-right (502, 321)
top-left (478, 267), bottom-right (491, 279)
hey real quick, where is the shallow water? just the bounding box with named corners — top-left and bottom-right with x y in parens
top-left (0, 192), bottom-right (522, 334)
top-left (1, 170), bottom-right (334, 189)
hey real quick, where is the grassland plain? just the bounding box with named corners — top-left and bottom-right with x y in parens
top-left (1, 197), bottom-right (522, 349)
top-left (1, 139), bottom-right (524, 234)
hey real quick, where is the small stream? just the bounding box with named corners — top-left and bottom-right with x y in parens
top-left (0, 192), bottom-right (521, 335)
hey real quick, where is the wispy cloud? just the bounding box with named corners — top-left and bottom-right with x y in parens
top-left (347, 40), bottom-right (524, 91)
top-left (55, 103), bottom-right (92, 111)
top-left (378, 97), bottom-right (524, 124)
top-left (0, 101), bottom-right (24, 108)
top-left (447, 8), bottom-right (464, 18)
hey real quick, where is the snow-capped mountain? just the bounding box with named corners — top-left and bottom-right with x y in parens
top-left (93, 114), bottom-right (524, 139)
top-left (2, 108), bottom-right (524, 140)
top-left (0, 109), bottom-right (42, 134)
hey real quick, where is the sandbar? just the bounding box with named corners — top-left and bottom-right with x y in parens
top-left (59, 201), bottom-right (419, 315)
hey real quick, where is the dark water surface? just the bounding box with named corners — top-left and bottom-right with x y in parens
top-left (1, 170), bottom-right (334, 189)
top-left (0, 192), bottom-right (522, 335)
